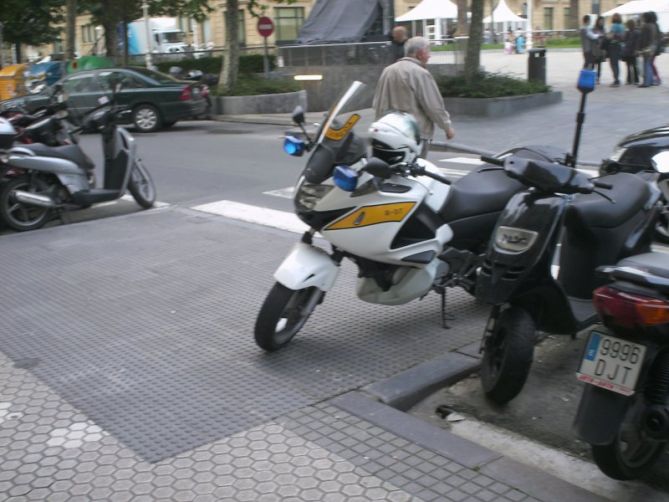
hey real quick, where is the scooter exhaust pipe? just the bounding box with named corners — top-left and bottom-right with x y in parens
top-left (12, 190), bottom-right (57, 208)
top-left (643, 405), bottom-right (669, 439)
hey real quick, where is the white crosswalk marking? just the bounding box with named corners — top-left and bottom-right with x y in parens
top-left (192, 200), bottom-right (308, 234)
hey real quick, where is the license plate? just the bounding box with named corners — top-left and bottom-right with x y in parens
top-left (577, 330), bottom-right (646, 396)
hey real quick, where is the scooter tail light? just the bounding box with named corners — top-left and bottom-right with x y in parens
top-left (179, 85), bottom-right (192, 101)
top-left (593, 286), bottom-right (669, 328)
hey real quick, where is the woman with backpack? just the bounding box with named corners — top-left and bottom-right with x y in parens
top-left (623, 19), bottom-right (640, 84)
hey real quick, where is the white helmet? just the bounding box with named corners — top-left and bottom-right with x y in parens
top-left (0, 117), bottom-right (17, 150)
top-left (369, 111), bottom-right (421, 166)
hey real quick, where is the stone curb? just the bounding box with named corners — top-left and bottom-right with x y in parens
top-left (363, 351), bottom-right (481, 411)
top-left (331, 391), bottom-right (610, 502)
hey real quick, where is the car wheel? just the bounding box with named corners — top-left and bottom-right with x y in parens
top-left (132, 104), bottom-right (162, 133)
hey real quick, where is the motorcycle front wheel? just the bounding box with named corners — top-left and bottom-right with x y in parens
top-left (0, 176), bottom-right (53, 232)
top-left (127, 160), bottom-right (156, 209)
top-left (254, 282), bottom-right (323, 352)
top-left (480, 306), bottom-right (536, 405)
top-left (591, 397), bottom-right (667, 480)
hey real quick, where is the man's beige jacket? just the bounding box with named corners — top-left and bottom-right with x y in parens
top-left (373, 57), bottom-right (452, 140)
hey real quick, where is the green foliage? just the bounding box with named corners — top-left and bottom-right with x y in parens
top-left (0, 0), bottom-right (65, 47)
top-left (215, 73), bottom-right (300, 96)
top-left (437, 72), bottom-right (550, 98)
top-left (545, 37), bottom-right (581, 48)
top-left (156, 54), bottom-right (276, 75)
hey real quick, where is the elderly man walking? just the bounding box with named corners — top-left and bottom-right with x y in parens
top-left (373, 36), bottom-right (455, 158)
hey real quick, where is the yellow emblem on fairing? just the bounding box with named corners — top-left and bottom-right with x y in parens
top-left (324, 114), bottom-right (361, 141)
top-left (325, 202), bottom-right (416, 230)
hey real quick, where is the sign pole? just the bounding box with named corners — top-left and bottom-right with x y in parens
top-left (257, 16), bottom-right (274, 79)
top-left (263, 36), bottom-right (269, 79)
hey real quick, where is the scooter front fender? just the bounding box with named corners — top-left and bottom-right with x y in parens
top-left (274, 242), bottom-right (340, 291)
top-left (573, 385), bottom-right (632, 445)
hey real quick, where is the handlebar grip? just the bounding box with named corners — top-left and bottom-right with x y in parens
top-left (480, 155), bottom-right (504, 166)
top-left (594, 181), bottom-right (613, 189)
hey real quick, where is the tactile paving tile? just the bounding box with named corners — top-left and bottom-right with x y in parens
top-left (0, 207), bottom-right (489, 462)
top-left (281, 405), bottom-right (539, 502)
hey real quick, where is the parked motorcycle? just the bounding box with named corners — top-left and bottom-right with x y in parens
top-left (574, 252), bottom-right (669, 480)
top-left (474, 70), bottom-right (662, 404)
top-left (254, 81), bottom-right (534, 351)
top-left (601, 125), bottom-right (669, 243)
top-left (0, 82), bottom-right (156, 231)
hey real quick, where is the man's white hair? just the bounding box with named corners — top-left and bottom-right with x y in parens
top-left (405, 36), bottom-right (430, 57)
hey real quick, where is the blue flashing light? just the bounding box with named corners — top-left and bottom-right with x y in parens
top-left (283, 135), bottom-right (305, 156)
top-left (577, 69), bottom-right (596, 93)
top-left (333, 165), bottom-right (358, 192)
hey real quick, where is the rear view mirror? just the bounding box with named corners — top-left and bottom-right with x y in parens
top-left (292, 106), bottom-right (305, 125)
top-left (364, 157), bottom-right (393, 179)
top-left (651, 151), bottom-right (669, 174)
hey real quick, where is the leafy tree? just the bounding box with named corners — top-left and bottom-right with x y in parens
top-left (456, 0), bottom-right (469, 36)
top-left (0, 0), bottom-right (65, 61)
top-left (218, 0), bottom-right (296, 94)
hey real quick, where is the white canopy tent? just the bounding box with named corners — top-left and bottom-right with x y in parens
top-left (396, 0), bottom-right (458, 42)
top-left (603, 0), bottom-right (669, 30)
top-left (483, 0), bottom-right (528, 38)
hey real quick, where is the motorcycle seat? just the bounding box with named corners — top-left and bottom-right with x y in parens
top-left (439, 169), bottom-right (524, 222)
top-left (616, 252), bottom-right (669, 281)
top-left (25, 143), bottom-right (96, 173)
top-left (567, 172), bottom-right (651, 228)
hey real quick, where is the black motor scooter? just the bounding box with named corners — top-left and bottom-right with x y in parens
top-left (0, 81), bottom-right (156, 232)
top-left (475, 70), bottom-right (662, 404)
top-left (573, 252), bottom-right (669, 480)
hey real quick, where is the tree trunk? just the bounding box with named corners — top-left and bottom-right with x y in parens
top-left (66, 0), bottom-right (77, 61)
top-left (490, 0), bottom-right (497, 43)
top-left (219, 0), bottom-right (240, 94)
top-left (569, 0), bottom-right (579, 31)
top-left (103, 20), bottom-right (118, 59)
top-left (465, 0), bottom-right (484, 82)
top-left (122, 20), bottom-right (129, 67)
top-left (456, 0), bottom-right (469, 36)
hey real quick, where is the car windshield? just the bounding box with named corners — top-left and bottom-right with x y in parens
top-left (161, 31), bottom-right (184, 44)
top-left (130, 67), bottom-right (180, 85)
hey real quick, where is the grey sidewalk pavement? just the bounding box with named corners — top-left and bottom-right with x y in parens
top-left (3, 50), bottom-right (669, 500)
top-left (1, 203), bottom-right (662, 501)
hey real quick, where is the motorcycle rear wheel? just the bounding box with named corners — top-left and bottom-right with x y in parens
top-left (591, 397), bottom-right (667, 480)
top-left (127, 160), bottom-right (156, 209)
top-left (0, 176), bottom-right (53, 232)
top-left (480, 307), bottom-right (536, 405)
top-left (254, 282), bottom-right (323, 352)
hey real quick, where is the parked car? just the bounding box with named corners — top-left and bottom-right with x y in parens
top-left (0, 67), bottom-right (208, 132)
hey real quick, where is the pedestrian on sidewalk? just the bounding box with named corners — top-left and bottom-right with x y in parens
top-left (373, 36), bottom-right (455, 158)
top-left (638, 11), bottom-right (660, 87)
top-left (580, 15), bottom-right (600, 70)
top-left (592, 16), bottom-right (607, 83)
top-left (649, 11), bottom-right (663, 85)
top-left (607, 13), bottom-right (625, 86)
top-left (389, 26), bottom-right (409, 63)
top-left (623, 19), bottom-right (640, 84)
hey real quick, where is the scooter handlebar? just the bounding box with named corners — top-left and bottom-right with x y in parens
top-left (593, 180), bottom-right (613, 190)
top-left (480, 155), bottom-right (505, 166)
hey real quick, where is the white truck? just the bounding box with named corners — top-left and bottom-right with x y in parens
top-left (127, 17), bottom-right (187, 55)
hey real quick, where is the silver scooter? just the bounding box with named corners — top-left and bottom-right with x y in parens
top-left (0, 82), bottom-right (156, 231)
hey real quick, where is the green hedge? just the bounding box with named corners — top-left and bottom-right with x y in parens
top-left (156, 54), bottom-right (276, 75)
top-left (437, 72), bottom-right (550, 98)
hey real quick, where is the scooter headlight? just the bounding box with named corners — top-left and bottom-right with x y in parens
top-left (494, 226), bottom-right (539, 254)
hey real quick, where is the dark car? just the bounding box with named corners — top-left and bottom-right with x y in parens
top-left (0, 67), bottom-right (209, 132)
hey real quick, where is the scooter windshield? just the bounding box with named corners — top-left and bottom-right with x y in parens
top-left (302, 81), bottom-right (366, 184)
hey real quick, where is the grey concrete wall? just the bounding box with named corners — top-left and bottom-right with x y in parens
top-left (445, 91), bottom-right (563, 118)
top-left (213, 90), bottom-right (307, 115)
top-left (284, 64), bottom-right (465, 113)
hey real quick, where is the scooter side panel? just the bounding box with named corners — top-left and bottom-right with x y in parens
top-left (274, 242), bottom-right (340, 292)
top-left (9, 155), bottom-right (89, 194)
top-left (476, 192), bottom-right (566, 305)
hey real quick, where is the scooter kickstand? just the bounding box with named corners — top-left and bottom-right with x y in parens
top-left (439, 288), bottom-right (455, 329)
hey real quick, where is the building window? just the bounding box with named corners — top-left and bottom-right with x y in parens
top-left (592, 0), bottom-right (600, 15)
top-left (543, 7), bottom-right (554, 30)
top-left (274, 7), bottom-right (305, 43)
top-left (238, 10), bottom-right (246, 45)
top-left (81, 25), bottom-right (95, 44)
top-left (563, 7), bottom-right (573, 30)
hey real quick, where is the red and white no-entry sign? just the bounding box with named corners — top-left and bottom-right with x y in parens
top-left (257, 16), bottom-right (274, 38)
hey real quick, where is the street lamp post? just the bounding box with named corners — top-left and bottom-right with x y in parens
top-left (142, 0), bottom-right (153, 69)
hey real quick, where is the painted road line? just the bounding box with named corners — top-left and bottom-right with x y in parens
top-left (439, 157), bottom-right (484, 165)
top-left (192, 200), bottom-right (308, 234)
top-left (263, 186), bottom-right (295, 199)
top-left (93, 195), bottom-right (169, 208)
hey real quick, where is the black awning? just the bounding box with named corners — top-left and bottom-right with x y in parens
top-left (297, 0), bottom-right (382, 44)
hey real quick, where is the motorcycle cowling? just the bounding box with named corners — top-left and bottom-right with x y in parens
top-left (274, 242), bottom-right (340, 291)
top-left (573, 384), bottom-right (632, 444)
